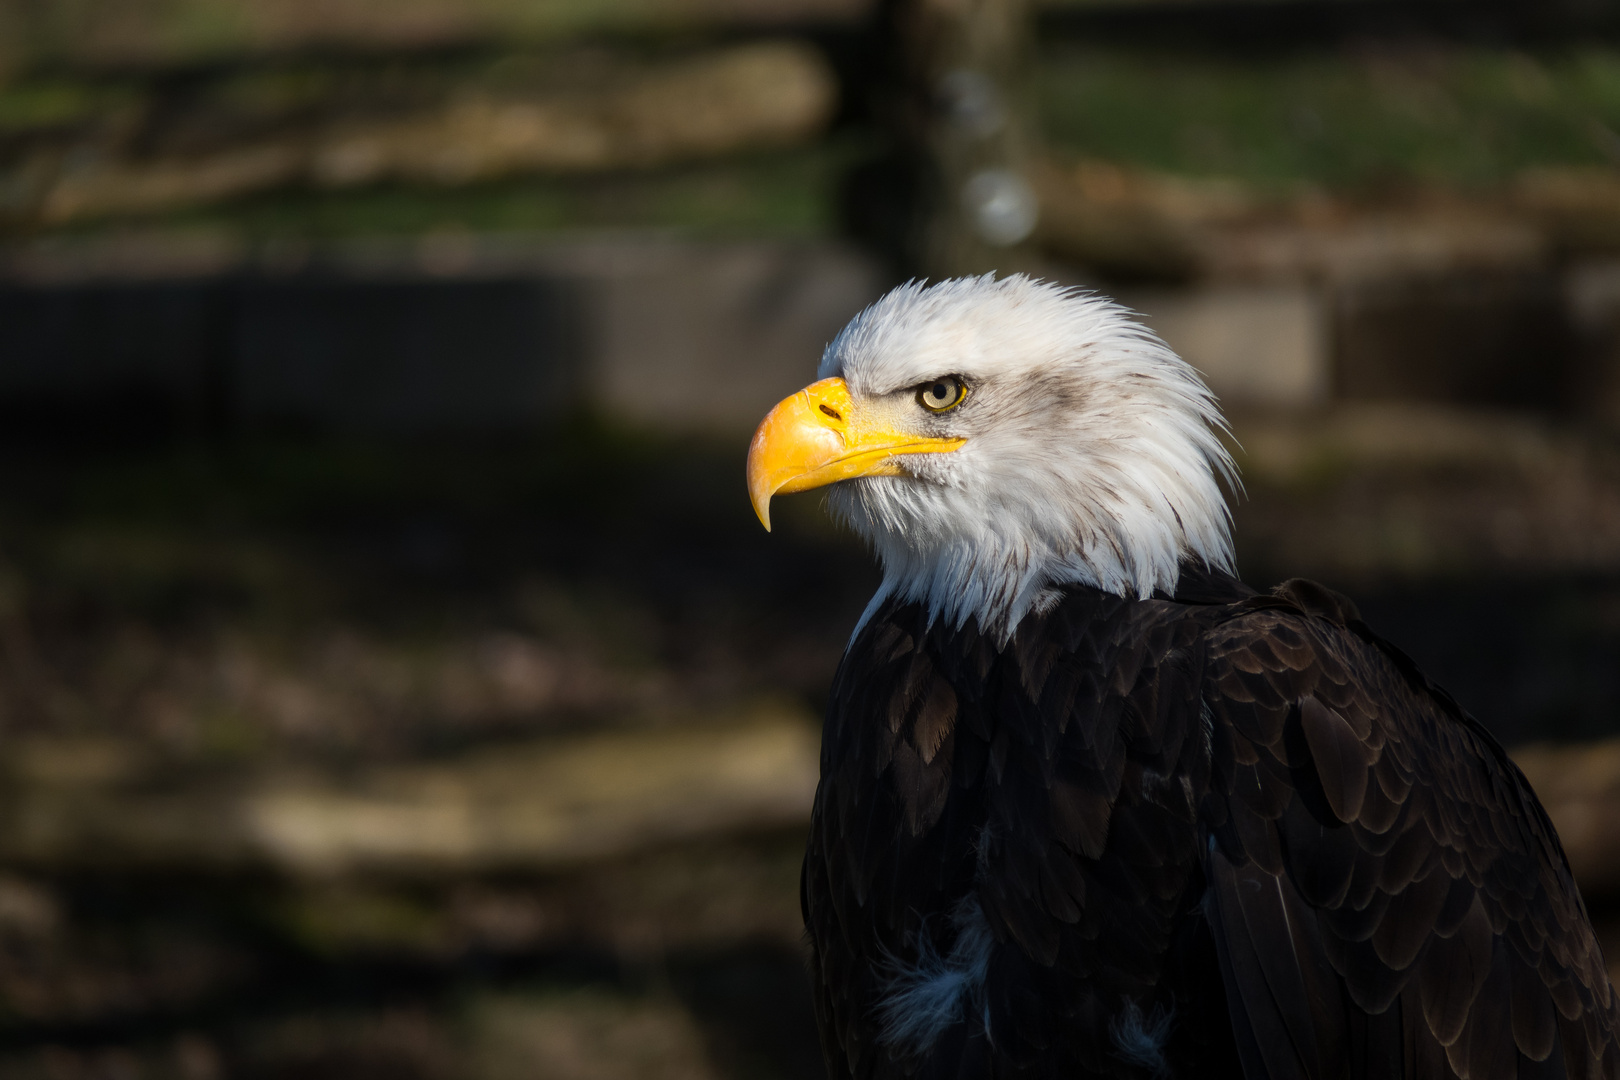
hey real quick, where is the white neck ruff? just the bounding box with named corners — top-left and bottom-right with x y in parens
top-left (819, 276), bottom-right (1239, 643)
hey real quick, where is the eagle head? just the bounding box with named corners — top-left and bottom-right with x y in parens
top-left (747, 274), bottom-right (1238, 638)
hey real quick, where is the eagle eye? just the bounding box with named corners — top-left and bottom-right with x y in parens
top-left (917, 375), bottom-right (967, 413)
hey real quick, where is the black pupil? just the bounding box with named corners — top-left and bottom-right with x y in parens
top-left (931, 382), bottom-right (948, 401)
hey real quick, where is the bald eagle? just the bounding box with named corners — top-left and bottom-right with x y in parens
top-left (746, 276), bottom-right (1619, 1080)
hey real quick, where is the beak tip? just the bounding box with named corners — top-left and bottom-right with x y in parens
top-left (746, 433), bottom-right (774, 532)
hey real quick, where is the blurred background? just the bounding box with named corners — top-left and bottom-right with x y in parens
top-left (3, 0), bottom-right (1620, 1076)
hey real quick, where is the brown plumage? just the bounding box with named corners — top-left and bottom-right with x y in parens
top-left (801, 569), bottom-right (1620, 1079)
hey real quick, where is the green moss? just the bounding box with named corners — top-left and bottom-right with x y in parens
top-left (271, 886), bottom-right (449, 956)
top-left (0, 79), bottom-right (137, 133)
top-left (1039, 44), bottom-right (1620, 190)
top-left (39, 142), bottom-right (851, 241)
top-left (0, 0), bottom-right (726, 73)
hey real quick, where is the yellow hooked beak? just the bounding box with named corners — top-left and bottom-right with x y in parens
top-left (746, 377), bottom-right (966, 530)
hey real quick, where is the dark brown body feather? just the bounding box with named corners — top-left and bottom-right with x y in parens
top-left (802, 569), bottom-right (1620, 1079)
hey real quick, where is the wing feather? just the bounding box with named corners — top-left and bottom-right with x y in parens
top-left (804, 573), bottom-right (1618, 1080)
top-left (1203, 581), bottom-right (1620, 1080)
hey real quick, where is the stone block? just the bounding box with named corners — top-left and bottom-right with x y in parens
top-left (0, 234), bottom-right (889, 435)
top-left (1119, 283), bottom-right (1329, 407)
top-left (1568, 259), bottom-right (1620, 426)
top-left (563, 238), bottom-right (888, 430)
top-left (232, 275), bottom-right (585, 431)
top-left (1333, 270), bottom-right (1573, 409)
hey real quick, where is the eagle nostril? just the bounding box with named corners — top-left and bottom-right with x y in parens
top-left (820, 405), bottom-right (842, 421)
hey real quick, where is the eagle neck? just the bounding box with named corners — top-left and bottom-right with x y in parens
top-left (864, 532), bottom-right (1184, 648)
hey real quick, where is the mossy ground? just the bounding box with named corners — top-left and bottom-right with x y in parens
top-left (1039, 44), bottom-right (1620, 191)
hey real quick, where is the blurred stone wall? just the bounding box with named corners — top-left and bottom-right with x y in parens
top-left (7, 233), bottom-right (1620, 432)
top-left (0, 235), bottom-right (888, 433)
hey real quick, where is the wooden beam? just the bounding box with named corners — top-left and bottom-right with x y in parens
top-left (17, 42), bottom-right (837, 227)
top-left (881, 0), bottom-right (1042, 276)
top-left (0, 712), bottom-right (819, 878)
top-left (4, 713), bottom-right (1619, 910)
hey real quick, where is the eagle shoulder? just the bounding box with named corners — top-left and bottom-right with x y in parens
top-left (803, 576), bottom-right (1620, 1080)
top-left (1202, 580), bottom-right (1620, 1080)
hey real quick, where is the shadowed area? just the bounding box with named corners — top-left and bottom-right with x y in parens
top-left (0, 419), bottom-right (1617, 1076)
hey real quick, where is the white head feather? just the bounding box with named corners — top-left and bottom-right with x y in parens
top-left (818, 274), bottom-right (1239, 640)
